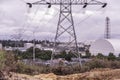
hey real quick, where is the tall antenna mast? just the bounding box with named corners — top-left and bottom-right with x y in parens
top-left (105, 17), bottom-right (110, 39)
top-left (26, 0), bottom-right (107, 66)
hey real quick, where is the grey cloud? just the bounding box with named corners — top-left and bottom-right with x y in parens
top-left (0, 0), bottom-right (120, 42)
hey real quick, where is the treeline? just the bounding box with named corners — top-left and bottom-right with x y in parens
top-left (13, 47), bottom-right (120, 61)
top-left (14, 47), bottom-right (76, 61)
top-left (14, 47), bottom-right (120, 61)
top-left (0, 40), bottom-right (52, 47)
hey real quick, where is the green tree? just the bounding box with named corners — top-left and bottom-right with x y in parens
top-left (54, 51), bottom-right (75, 61)
top-left (19, 47), bottom-right (41, 59)
top-left (17, 47), bottom-right (52, 60)
top-left (36, 50), bottom-right (52, 60)
top-left (0, 51), bottom-right (6, 70)
top-left (85, 50), bottom-right (91, 58)
top-left (65, 52), bottom-right (75, 61)
top-left (96, 53), bottom-right (106, 59)
top-left (107, 53), bottom-right (116, 61)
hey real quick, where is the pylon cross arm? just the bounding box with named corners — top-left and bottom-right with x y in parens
top-left (27, 0), bottom-right (107, 8)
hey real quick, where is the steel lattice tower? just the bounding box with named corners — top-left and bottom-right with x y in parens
top-left (27, 0), bottom-right (107, 66)
top-left (52, 0), bottom-right (80, 63)
top-left (105, 17), bottom-right (110, 39)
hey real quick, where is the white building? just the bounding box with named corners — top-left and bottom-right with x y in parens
top-left (90, 39), bottom-right (120, 57)
top-left (24, 43), bottom-right (34, 49)
top-left (42, 47), bottom-right (54, 51)
top-left (35, 44), bottom-right (42, 49)
top-left (4, 46), bottom-right (13, 51)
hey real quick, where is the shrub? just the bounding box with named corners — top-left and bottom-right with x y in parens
top-left (52, 66), bottom-right (73, 75)
top-left (84, 58), bottom-right (120, 70)
top-left (15, 62), bottom-right (50, 75)
top-left (107, 53), bottom-right (116, 61)
top-left (0, 51), bottom-right (17, 72)
top-left (109, 60), bottom-right (120, 69)
top-left (84, 59), bottom-right (107, 69)
top-left (1, 50), bottom-right (120, 76)
top-left (0, 51), bottom-right (6, 70)
top-left (96, 53), bottom-right (107, 59)
top-left (4, 51), bottom-right (17, 72)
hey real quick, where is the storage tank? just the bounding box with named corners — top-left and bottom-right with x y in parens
top-left (90, 39), bottom-right (120, 56)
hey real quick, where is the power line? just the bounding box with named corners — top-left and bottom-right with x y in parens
top-left (76, 8), bottom-right (103, 25)
top-left (26, 0), bottom-right (107, 67)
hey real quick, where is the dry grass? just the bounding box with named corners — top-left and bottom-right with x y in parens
top-left (6, 69), bottom-right (120, 80)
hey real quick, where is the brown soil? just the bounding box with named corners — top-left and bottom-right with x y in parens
top-left (5, 69), bottom-right (120, 80)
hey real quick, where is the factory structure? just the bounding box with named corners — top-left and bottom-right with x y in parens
top-left (89, 17), bottom-right (120, 57)
top-left (90, 39), bottom-right (120, 57)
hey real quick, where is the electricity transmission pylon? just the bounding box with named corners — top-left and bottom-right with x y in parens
top-left (105, 17), bottom-right (110, 39)
top-left (27, 0), bottom-right (107, 66)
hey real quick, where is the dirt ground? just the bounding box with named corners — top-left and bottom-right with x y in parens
top-left (6, 69), bottom-right (120, 80)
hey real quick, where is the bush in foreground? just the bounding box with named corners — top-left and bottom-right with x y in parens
top-left (15, 62), bottom-right (50, 75)
top-left (1, 50), bottom-right (120, 76)
top-left (84, 58), bottom-right (120, 70)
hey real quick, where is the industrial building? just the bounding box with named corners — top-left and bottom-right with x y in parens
top-left (90, 39), bottom-right (120, 57)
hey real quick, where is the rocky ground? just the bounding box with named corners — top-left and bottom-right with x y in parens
top-left (2, 69), bottom-right (120, 80)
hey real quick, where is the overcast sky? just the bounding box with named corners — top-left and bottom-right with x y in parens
top-left (0, 0), bottom-right (120, 42)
